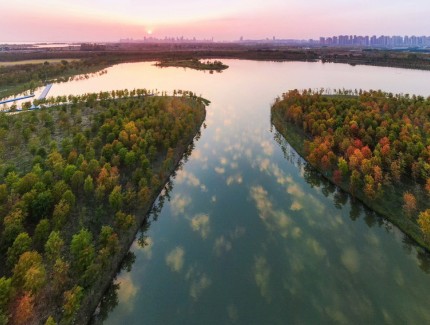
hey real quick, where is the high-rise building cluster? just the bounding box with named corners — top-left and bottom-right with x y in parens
top-left (119, 36), bottom-right (214, 43)
top-left (319, 35), bottom-right (430, 48)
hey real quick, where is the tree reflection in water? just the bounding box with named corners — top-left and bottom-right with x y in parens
top-left (272, 126), bottom-right (430, 275)
top-left (90, 133), bottom-right (201, 323)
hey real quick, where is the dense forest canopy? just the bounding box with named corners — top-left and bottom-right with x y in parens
top-left (271, 89), bottom-right (430, 248)
top-left (0, 91), bottom-right (206, 324)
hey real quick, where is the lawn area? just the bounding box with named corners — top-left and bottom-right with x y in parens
top-left (0, 59), bottom-right (80, 66)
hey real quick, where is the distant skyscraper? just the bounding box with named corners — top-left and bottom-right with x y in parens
top-left (318, 34), bottom-right (430, 48)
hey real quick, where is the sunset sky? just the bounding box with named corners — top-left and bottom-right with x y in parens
top-left (1, 0), bottom-right (429, 42)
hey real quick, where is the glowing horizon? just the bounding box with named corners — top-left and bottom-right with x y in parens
top-left (1, 0), bottom-right (429, 42)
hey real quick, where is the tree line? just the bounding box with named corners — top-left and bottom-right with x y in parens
top-left (0, 90), bottom-right (206, 324)
top-left (271, 89), bottom-right (430, 248)
top-left (0, 59), bottom-right (111, 100)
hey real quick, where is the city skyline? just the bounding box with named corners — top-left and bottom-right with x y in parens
top-left (1, 0), bottom-right (430, 42)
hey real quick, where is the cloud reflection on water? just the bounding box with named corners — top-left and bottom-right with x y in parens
top-left (215, 167), bottom-right (225, 174)
top-left (254, 256), bottom-right (272, 303)
top-left (213, 226), bottom-right (246, 257)
top-left (190, 214), bottom-right (211, 239)
top-left (170, 194), bottom-right (192, 216)
top-left (226, 174), bottom-right (243, 186)
top-left (116, 273), bottom-right (139, 313)
top-left (340, 247), bottom-right (360, 273)
top-left (132, 237), bottom-right (153, 260)
top-left (213, 236), bottom-right (232, 256)
top-left (260, 141), bottom-right (274, 156)
top-left (250, 186), bottom-right (293, 238)
top-left (306, 238), bottom-right (327, 259)
top-left (227, 304), bottom-right (239, 323)
top-left (166, 246), bottom-right (185, 272)
top-left (185, 266), bottom-right (212, 301)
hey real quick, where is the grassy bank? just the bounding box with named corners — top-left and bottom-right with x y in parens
top-left (0, 59), bottom-right (80, 67)
top-left (0, 58), bottom-right (111, 100)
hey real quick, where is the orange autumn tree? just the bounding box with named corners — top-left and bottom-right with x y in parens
top-left (272, 89), bottom-right (430, 204)
top-left (403, 192), bottom-right (417, 218)
top-left (14, 293), bottom-right (34, 325)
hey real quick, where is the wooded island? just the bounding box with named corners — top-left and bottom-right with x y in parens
top-left (155, 59), bottom-right (228, 72)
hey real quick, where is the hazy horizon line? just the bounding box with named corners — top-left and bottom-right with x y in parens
top-left (3, 33), bottom-right (430, 45)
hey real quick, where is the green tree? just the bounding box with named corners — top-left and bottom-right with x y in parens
top-left (114, 211), bottom-right (136, 232)
top-left (62, 285), bottom-right (83, 323)
top-left (52, 258), bottom-right (70, 295)
top-left (426, 179), bottom-right (430, 197)
top-left (1, 209), bottom-right (25, 250)
top-left (23, 263), bottom-right (47, 294)
top-left (61, 190), bottom-right (76, 207)
top-left (52, 180), bottom-right (70, 202)
top-left (109, 185), bottom-right (123, 211)
top-left (52, 200), bottom-right (71, 230)
top-left (0, 184), bottom-right (7, 204)
top-left (45, 231), bottom-right (64, 263)
top-left (70, 170), bottom-right (85, 192)
top-left (70, 229), bottom-right (95, 274)
top-left (0, 277), bottom-right (11, 314)
top-left (363, 175), bottom-right (376, 200)
top-left (12, 251), bottom-right (46, 294)
top-left (44, 316), bottom-right (57, 325)
top-left (30, 190), bottom-right (53, 222)
top-left (124, 151), bottom-right (136, 167)
top-left (63, 164), bottom-right (77, 182)
top-left (16, 172), bottom-right (38, 195)
top-left (98, 226), bottom-right (120, 256)
top-left (349, 170), bottom-right (361, 196)
top-left (7, 232), bottom-right (32, 269)
top-left (0, 311), bottom-right (8, 325)
top-left (83, 175), bottom-right (94, 195)
top-left (33, 219), bottom-right (51, 250)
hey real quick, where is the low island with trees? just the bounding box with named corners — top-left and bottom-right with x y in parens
top-left (0, 89), bottom-right (206, 324)
top-left (271, 89), bottom-right (430, 250)
top-left (155, 59), bottom-right (229, 72)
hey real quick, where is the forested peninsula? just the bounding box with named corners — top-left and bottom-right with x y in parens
top-left (271, 89), bottom-right (430, 250)
top-left (0, 90), bottom-right (206, 324)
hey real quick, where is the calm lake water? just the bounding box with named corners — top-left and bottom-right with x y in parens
top-left (50, 61), bottom-right (430, 324)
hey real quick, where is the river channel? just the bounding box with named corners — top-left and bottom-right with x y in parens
top-left (47, 60), bottom-right (430, 324)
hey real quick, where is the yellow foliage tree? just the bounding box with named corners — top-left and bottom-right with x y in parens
top-left (418, 209), bottom-right (430, 240)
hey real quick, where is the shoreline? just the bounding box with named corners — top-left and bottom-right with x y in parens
top-left (75, 102), bottom-right (206, 325)
top-left (3, 48), bottom-right (430, 102)
top-left (270, 109), bottom-right (430, 252)
top-left (2, 46), bottom-right (430, 69)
